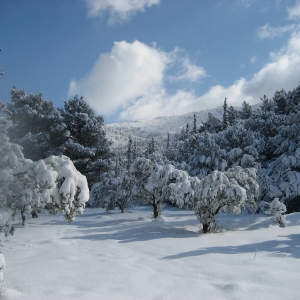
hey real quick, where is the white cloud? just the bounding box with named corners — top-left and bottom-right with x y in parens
top-left (172, 57), bottom-right (207, 82)
top-left (287, 0), bottom-right (300, 20)
top-left (69, 29), bottom-right (300, 121)
top-left (257, 23), bottom-right (295, 39)
top-left (167, 52), bottom-right (207, 82)
top-left (69, 41), bottom-right (207, 121)
top-left (238, 0), bottom-right (254, 8)
top-left (195, 28), bottom-right (300, 109)
top-left (250, 56), bottom-right (257, 63)
top-left (84, 0), bottom-right (160, 23)
top-left (69, 40), bottom-right (170, 116)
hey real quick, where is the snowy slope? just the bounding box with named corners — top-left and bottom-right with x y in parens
top-left (1, 206), bottom-right (300, 300)
top-left (104, 104), bottom-right (260, 153)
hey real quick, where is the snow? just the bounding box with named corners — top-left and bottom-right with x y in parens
top-left (0, 206), bottom-right (299, 299)
top-left (104, 104), bottom-right (261, 152)
top-left (0, 253), bottom-right (5, 284)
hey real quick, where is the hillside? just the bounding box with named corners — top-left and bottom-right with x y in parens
top-left (104, 104), bottom-right (260, 153)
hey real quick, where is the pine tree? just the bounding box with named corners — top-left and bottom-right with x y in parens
top-left (228, 106), bottom-right (237, 125)
top-left (186, 123), bottom-right (190, 136)
top-left (199, 113), bottom-right (222, 133)
top-left (8, 87), bottom-right (68, 160)
top-left (60, 95), bottom-right (111, 186)
top-left (223, 98), bottom-right (229, 129)
top-left (127, 135), bottom-right (133, 169)
top-left (273, 90), bottom-right (287, 114)
top-left (166, 132), bottom-right (170, 149)
top-left (240, 101), bottom-right (252, 119)
top-left (133, 140), bottom-right (137, 160)
top-left (148, 137), bottom-right (155, 154)
top-left (192, 114), bottom-right (197, 134)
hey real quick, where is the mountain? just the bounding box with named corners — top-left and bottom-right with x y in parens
top-left (104, 103), bottom-right (260, 153)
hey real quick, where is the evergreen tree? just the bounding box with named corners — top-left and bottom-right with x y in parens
top-left (199, 113), bottom-right (222, 133)
top-left (166, 132), bottom-right (170, 149)
top-left (260, 95), bottom-right (274, 113)
top-left (228, 106), bottom-right (238, 125)
top-left (127, 135), bottom-right (133, 169)
top-left (8, 87), bottom-right (68, 160)
top-left (133, 140), bottom-right (137, 160)
top-left (223, 98), bottom-right (229, 130)
top-left (240, 101), bottom-right (252, 119)
top-left (192, 114), bottom-right (197, 134)
top-left (272, 90), bottom-right (287, 114)
top-left (174, 132), bottom-right (227, 178)
top-left (60, 95), bottom-right (111, 186)
top-left (186, 122), bottom-right (190, 136)
top-left (147, 137), bottom-right (155, 155)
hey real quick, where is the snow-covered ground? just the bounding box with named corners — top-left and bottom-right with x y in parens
top-left (1, 206), bottom-right (300, 300)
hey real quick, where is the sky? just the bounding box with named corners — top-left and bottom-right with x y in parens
top-left (1, 0), bottom-right (300, 123)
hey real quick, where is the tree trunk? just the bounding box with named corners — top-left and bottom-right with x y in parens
top-left (117, 204), bottom-right (124, 213)
top-left (152, 196), bottom-right (159, 218)
top-left (31, 210), bottom-right (38, 218)
top-left (21, 208), bottom-right (26, 226)
top-left (202, 223), bottom-right (210, 233)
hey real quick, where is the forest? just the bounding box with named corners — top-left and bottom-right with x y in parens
top-left (1, 83), bottom-right (300, 235)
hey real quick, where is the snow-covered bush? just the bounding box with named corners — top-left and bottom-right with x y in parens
top-left (89, 170), bottom-right (132, 213)
top-left (0, 208), bottom-right (14, 237)
top-left (193, 167), bottom-right (258, 233)
top-left (167, 166), bottom-right (258, 233)
top-left (3, 154), bottom-right (89, 223)
top-left (261, 198), bottom-right (287, 227)
top-left (130, 158), bottom-right (163, 218)
top-left (0, 253), bottom-right (6, 286)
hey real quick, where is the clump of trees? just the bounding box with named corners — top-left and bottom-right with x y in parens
top-left (7, 88), bottom-right (111, 188)
top-left (4, 81), bottom-right (300, 234)
top-left (0, 100), bottom-right (89, 225)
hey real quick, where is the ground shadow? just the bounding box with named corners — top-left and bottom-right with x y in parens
top-left (161, 233), bottom-right (300, 260)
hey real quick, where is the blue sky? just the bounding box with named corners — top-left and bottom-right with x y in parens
top-left (1, 0), bottom-right (300, 123)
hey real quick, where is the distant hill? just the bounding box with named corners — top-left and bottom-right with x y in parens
top-left (104, 103), bottom-right (260, 153)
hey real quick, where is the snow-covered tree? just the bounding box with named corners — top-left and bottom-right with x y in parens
top-left (192, 114), bottom-right (197, 134)
top-left (126, 135), bottom-right (133, 169)
top-left (186, 122), bottom-right (190, 136)
top-left (261, 198), bottom-right (287, 227)
top-left (60, 95), bottom-right (111, 186)
top-left (133, 140), bottom-right (137, 160)
top-left (240, 101), bottom-right (252, 120)
top-left (89, 170), bottom-right (132, 213)
top-left (166, 164), bottom-right (258, 233)
top-left (166, 132), bottom-right (170, 150)
top-left (146, 137), bottom-right (155, 156)
top-left (9, 156), bottom-right (89, 223)
top-left (7, 87), bottom-right (68, 160)
top-left (199, 113), bottom-right (222, 134)
top-left (228, 106), bottom-right (238, 125)
top-left (0, 100), bottom-right (24, 220)
top-left (223, 98), bottom-right (229, 130)
top-left (175, 132), bottom-right (227, 178)
top-left (193, 167), bottom-right (258, 232)
top-left (130, 158), bottom-right (162, 217)
top-left (1, 100), bottom-right (89, 223)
